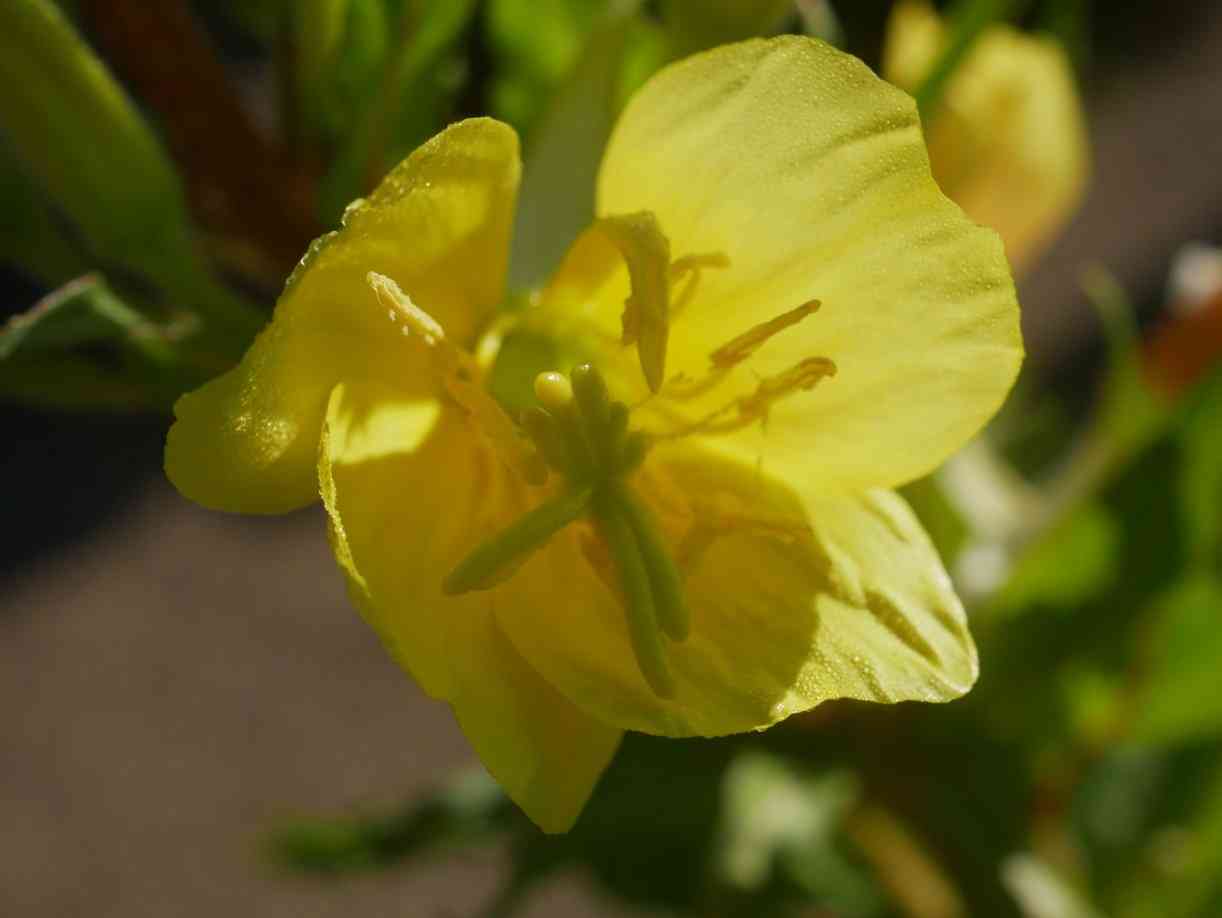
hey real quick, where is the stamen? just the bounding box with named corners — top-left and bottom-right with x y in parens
top-left (661, 299), bottom-right (820, 403)
top-left (669, 252), bottom-right (731, 319)
top-left (709, 299), bottom-right (821, 369)
top-left (684, 356), bottom-right (838, 435)
top-left (595, 213), bottom-right (672, 393)
top-left (369, 272), bottom-right (546, 485)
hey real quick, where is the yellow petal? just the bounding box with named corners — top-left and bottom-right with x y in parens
top-left (166, 118), bottom-right (520, 513)
top-left (320, 380), bottom-right (620, 832)
top-left (495, 440), bottom-right (976, 737)
top-left (563, 36), bottom-right (1020, 495)
top-left (883, 1), bottom-right (1089, 271)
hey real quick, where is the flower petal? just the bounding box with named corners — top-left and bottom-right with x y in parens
top-left (320, 379), bottom-right (620, 832)
top-left (883, 1), bottom-right (1089, 272)
top-left (496, 441), bottom-right (977, 737)
top-left (568, 36), bottom-right (1020, 494)
top-left (166, 118), bottom-right (520, 513)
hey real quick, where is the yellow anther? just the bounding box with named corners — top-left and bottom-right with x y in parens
top-left (738, 356), bottom-right (837, 418)
top-left (682, 356), bottom-right (837, 435)
top-left (669, 252), bottom-right (730, 319)
top-left (534, 371), bottom-right (575, 413)
top-left (709, 299), bottom-right (821, 369)
top-left (368, 272), bottom-right (545, 485)
top-left (595, 212), bottom-right (673, 393)
top-left (368, 271), bottom-right (446, 346)
top-left (669, 252), bottom-right (731, 279)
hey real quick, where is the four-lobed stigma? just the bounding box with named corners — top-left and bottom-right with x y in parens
top-left (443, 363), bottom-right (685, 697)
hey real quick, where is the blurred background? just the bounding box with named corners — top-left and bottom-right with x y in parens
top-left (3, 1), bottom-right (1222, 915)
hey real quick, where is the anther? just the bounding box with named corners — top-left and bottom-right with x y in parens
top-left (678, 356), bottom-right (838, 436)
top-left (709, 299), bottom-right (821, 370)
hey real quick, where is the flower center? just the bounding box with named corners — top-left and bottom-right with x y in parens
top-left (443, 363), bottom-right (686, 698)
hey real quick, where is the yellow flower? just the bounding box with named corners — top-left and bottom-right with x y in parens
top-left (883, 0), bottom-right (1089, 271)
top-left (165, 37), bottom-right (1022, 832)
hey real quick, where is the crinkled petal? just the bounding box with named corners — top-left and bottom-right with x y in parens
top-left (883, 1), bottom-right (1089, 271)
top-left (166, 118), bottom-right (520, 513)
top-left (562, 36), bottom-right (1019, 494)
top-left (496, 441), bottom-right (977, 736)
top-left (319, 380), bottom-right (620, 832)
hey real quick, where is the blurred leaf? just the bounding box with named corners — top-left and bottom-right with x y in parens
top-left (203, 0), bottom-right (287, 43)
top-left (266, 767), bottom-right (512, 875)
top-left (797, 0), bottom-right (845, 45)
top-left (507, 4), bottom-right (641, 289)
top-left (79, 0), bottom-right (319, 285)
top-left (901, 474), bottom-right (970, 565)
top-left (990, 502), bottom-right (1120, 617)
top-left (1091, 750), bottom-right (1222, 918)
top-left (1001, 853), bottom-right (1104, 918)
top-left (0, 140), bottom-right (87, 286)
top-left (330, 1), bottom-right (394, 112)
top-left (717, 752), bottom-right (858, 891)
top-left (0, 0), bottom-right (260, 338)
top-left (660, 0), bottom-right (793, 58)
top-left (1083, 267), bottom-right (1169, 462)
top-left (509, 734), bottom-right (737, 910)
top-left (0, 274), bottom-right (176, 365)
top-left (913, 0), bottom-right (1029, 120)
top-left (1132, 575), bottom-right (1222, 746)
top-left (1177, 368), bottom-right (1222, 567)
top-left (294, 0), bottom-right (354, 128)
top-left (0, 274), bottom-right (198, 410)
top-left (613, 14), bottom-right (669, 112)
top-left (487, 0), bottom-right (606, 136)
top-left (1153, 763), bottom-right (1222, 918)
top-left (317, 0), bottom-right (477, 224)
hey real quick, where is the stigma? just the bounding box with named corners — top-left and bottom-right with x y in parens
top-left (444, 362), bottom-right (687, 698)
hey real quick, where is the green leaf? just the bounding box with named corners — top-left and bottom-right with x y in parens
top-left (486, 0), bottom-right (606, 136)
top-left (1177, 368), bottom-right (1222, 567)
top-left (659, 0), bottom-right (794, 58)
top-left (317, 0), bottom-right (477, 224)
top-left (507, 6), bottom-right (641, 289)
top-left (0, 0), bottom-right (261, 339)
top-left (266, 768), bottom-right (511, 875)
top-left (991, 502), bottom-right (1120, 616)
top-left (0, 275), bottom-right (175, 364)
top-left (1132, 575), bottom-right (1222, 746)
top-left (0, 140), bottom-right (87, 286)
top-left (293, 0), bottom-right (355, 130)
top-left (0, 275), bottom-right (199, 411)
top-left (913, 0), bottom-right (1029, 120)
top-left (717, 751), bottom-right (859, 892)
